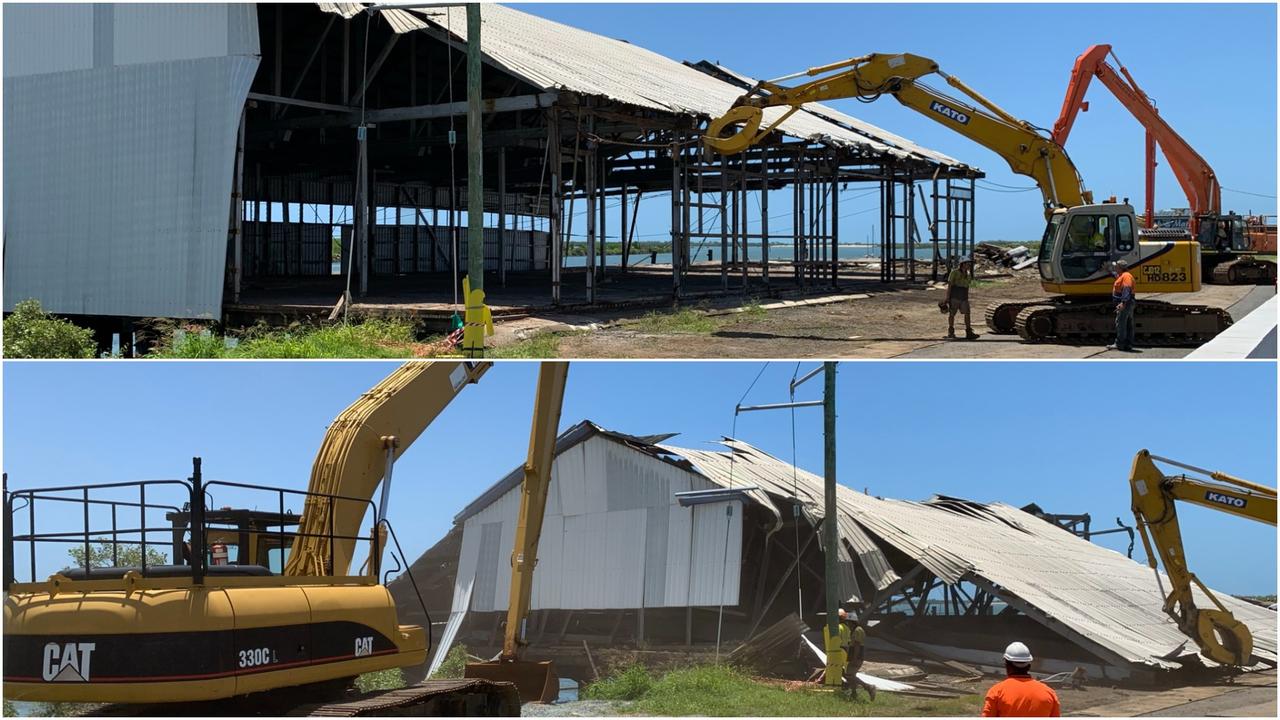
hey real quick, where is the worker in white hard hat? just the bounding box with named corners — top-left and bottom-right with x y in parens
top-left (943, 257), bottom-right (979, 341)
top-left (836, 608), bottom-right (876, 701)
top-left (981, 642), bottom-right (1060, 717)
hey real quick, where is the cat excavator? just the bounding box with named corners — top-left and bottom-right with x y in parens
top-left (4, 361), bottom-right (568, 713)
top-left (704, 52), bottom-right (1232, 344)
top-left (1052, 44), bottom-right (1276, 285)
top-left (1128, 450), bottom-right (1276, 666)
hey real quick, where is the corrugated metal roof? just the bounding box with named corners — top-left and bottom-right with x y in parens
top-left (318, 3), bottom-right (972, 169)
top-left (2, 3), bottom-right (260, 318)
top-left (663, 438), bottom-right (1278, 672)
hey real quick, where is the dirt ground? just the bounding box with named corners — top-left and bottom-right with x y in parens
top-left (495, 270), bottom-right (1273, 359)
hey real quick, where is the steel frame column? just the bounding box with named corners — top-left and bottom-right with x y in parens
top-left (548, 111), bottom-right (562, 305)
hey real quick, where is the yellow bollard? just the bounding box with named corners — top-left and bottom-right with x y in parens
top-left (461, 276), bottom-right (494, 358)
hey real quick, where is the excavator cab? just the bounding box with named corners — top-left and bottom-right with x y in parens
top-left (1037, 202), bottom-right (1201, 296)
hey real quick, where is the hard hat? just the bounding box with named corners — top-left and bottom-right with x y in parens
top-left (959, 256), bottom-right (973, 264)
top-left (1003, 641), bottom-right (1033, 665)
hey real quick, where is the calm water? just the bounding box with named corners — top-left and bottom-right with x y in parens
top-left (330, 244), bottom-right (946, 274)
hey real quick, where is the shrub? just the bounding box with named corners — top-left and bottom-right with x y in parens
top-left (582, 663), bottom-right (654, 701)
top-left (431, 643), bottom-right (470, 679)
top-left (2, 300), bottom-right (96, 358)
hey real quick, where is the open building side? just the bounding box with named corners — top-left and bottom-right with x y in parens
top-left (4, 3), bottom-right (981, 335)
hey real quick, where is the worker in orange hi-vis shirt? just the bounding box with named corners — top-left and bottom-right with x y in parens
top-left (1108, 260), bottom-right (1137, 352)
top-left (982, 642), bottom-right (1061, 717)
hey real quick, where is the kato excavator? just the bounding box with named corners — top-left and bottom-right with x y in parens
top-left (1128, 450), bottom-right (1277, 666)
top-left (1053, 44), bottom-right (1276, 285)
top-left (704, 52), bottom-right (1232, 344)
top-left (4, 361), bottom-right (568, 713)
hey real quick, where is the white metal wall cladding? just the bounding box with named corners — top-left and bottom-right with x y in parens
top-left (454, 434), bottom-right (742, 612)
top-left (2, 4), bottom-right (260, 318)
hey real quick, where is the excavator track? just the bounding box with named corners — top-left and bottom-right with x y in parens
top-left (306, 679), bottom-right (521, 717)
top-left (1014, 299), bottom-right (1233, 345)
top-left (1210, 256), bottom-right (1277, 285)
top-left (984, 300), bottom-right (1044, 334)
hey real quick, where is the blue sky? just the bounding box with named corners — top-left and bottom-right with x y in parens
top-left (510, 2), bottom-right (1277, 242)
top-left (3, 360), bottom-right (1275, 594)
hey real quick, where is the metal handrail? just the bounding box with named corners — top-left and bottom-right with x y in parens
top-left (5, 463), bottom-right (386, 588)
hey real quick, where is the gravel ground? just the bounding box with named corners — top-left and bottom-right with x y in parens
top-left (520, 699), bottom-right (631, 716)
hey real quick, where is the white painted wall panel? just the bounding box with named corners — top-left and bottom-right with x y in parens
top-left (663, 503), bottom-right (693, 606)
top-left (581, 437), bottom-right (608, 515)
top-left (531, 514), bottom-right (563, 610)
top-left (556, 444), bottom-right (588, 517)
top-left (2, 4), bottom-right (93, 78)
top-left (688, 501), bottom-right (743, 606)
top-left (2, 3), bottom-right (260, 318)
top-left (113, 4), bottom-right (234, 66)
top-left (451, 434), bottom-right (743, 614)
top-left (602, 509), bottom-right (647, 608)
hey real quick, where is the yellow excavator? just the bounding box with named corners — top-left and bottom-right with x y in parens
top-left (4, 361), bottom-right (568, 712)
top-left (1128, 450), bottom-right (1276, 666)
top-left (704, 53), bottom-right (1232, 344)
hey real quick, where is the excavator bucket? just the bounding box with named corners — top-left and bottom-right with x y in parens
top-left (464, 659), bottom-right (559, 704)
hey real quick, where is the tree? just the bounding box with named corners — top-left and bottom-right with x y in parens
top-left (2, 299), bottom-right (96, 358)
top-left (68, 542), bottom-right (169, 569)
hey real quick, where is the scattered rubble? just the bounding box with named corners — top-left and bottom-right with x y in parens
top-left (974, 242), bottom-right (1038, 270)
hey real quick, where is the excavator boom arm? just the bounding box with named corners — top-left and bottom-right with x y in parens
top-left (285, 361), bottom-right (492, 577)
top-left (1053, 45), bottom-right (1222, 226)
top-left (1128, 449), bottom-right (1276, 665)
top-left (706, 52), bottom-right (1090, 214)
top-left (502, 363), bottom-right (570, 658)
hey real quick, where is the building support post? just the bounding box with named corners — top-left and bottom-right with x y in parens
top-left (498, 146), bottom-right (507, 287)
top-left (720, 153), bottom-right (729, 291)
top-left (231, 107), bottom-right (246, 303)
top-left (585, 127), bottom-right (597, 304)
top-left (670, 140), bottom-right (682, 300)
top-left (760, 146), bottom-right (770, 288)
top-left (548, 110), bottom-right (562, 305)
top-left (830, 166), bottom-right (839, 288)
top-left (822, 361), bottom-right (840, 686)
top-left (466, 2), bottom-right (484, 292)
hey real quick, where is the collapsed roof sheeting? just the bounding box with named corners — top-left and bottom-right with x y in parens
top-left (316, 3), bottom-right (974, 170)
top-left (663, 438), bottom-right (1278, 673)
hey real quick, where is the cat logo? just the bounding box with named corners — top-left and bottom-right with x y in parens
top-left (929, 100), bottom-right (970, 125)
top-left (41, 642), bottom-right (96, 682)
top-left (354, 636), bottom-right (374, 657)
top-left (1205, 491), bottom-right (1247, 509)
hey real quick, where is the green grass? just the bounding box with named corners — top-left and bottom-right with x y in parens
top-left (354, 668), bottom-right (406, 693)
top-left (488, 332), bottom-right (564, 358)
top-left (582, 664), bottom-right (981, 717)
top-left (149, 318), bottom-right (423, 359)
top-left (630, 307), bottom-right (717, 334)
top-left (740, 299), bottom-right (768, 319)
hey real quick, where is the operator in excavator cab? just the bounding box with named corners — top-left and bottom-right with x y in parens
top-left (1066, 215), bottom-right (1106, 254)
